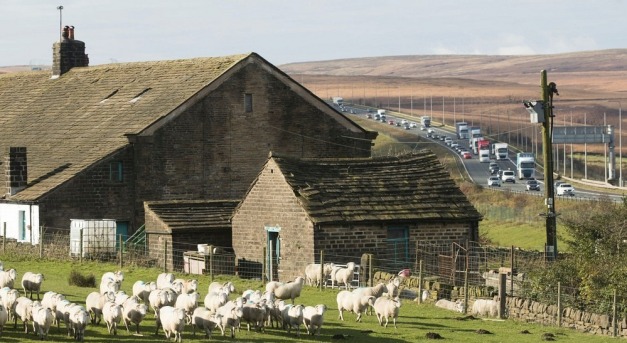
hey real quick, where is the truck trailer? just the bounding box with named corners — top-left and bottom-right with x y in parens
top-left (421, 116), bottom-right (431, 127)
top-left (332, 97), bottom-right (344, 106)
top-left (455, 122), bottom-right (469, 139)
top-left (516, 153), bottom-right (536, 179)
top-left (492, 143), bottom-right (509, 160)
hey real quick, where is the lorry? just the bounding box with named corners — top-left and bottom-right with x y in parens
top-left (492, 142), bottom-right (509, 160)
top-left (377, 109), bottom-right (386, 116)
top-left (516, 153), bottom-right (536, 180)
top-left (332, 97), bottom-right (344, 106)
top-left (455, 122), bottom-right (469, 139)
top-left (476, 138), bottom-right (490, 156)
top-left (421, 116), bottom-right (431, 127)
top-left (468, 127), bottom-right (481, 145)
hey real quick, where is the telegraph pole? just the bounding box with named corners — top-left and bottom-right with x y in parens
top-left (541, 70), bottom-right (559, 261)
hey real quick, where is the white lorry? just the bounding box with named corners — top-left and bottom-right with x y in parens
top-left (492, 143), bottom-right (509, 160)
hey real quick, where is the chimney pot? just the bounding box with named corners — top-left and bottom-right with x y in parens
top-left (62, 25), bottom-right (69, 40)
top-left (69, 25), bottom-right (75, 40)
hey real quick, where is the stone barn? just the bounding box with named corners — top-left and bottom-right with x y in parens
top-left (232, 151), bottom-right (482, 282)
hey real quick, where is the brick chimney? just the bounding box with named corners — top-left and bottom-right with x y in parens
top-left (5, 147), bottom-right (28, 197)
top-left (52, 25), bottom-right (89, 78)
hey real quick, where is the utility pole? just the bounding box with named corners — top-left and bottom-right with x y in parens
top-left (524, 70), bottom-right (559, 261)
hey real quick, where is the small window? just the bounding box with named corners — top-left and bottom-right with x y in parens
top-left (244, 93), bottom-right (253, 112)
top-left (110, 162), bottom-right (123, 182)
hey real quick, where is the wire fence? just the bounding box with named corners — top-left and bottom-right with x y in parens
top-left (2, 227), bottom-right (627, 337)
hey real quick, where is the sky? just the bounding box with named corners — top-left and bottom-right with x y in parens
top-left (2, 0), bottom-right (626, 67)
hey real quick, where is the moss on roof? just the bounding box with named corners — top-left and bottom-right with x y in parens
top-left (145, 200), bottom-right (239, 232)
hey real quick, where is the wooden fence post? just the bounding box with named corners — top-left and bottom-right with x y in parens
top-left (557, 282), bottom-right (562, 327)
top-left (498, 272), bottom-right (507, 319)
top-left (368, 254), bottom-right (373, 287)
top-left (163, 241), bottom-right (167, 273)
top-left (79, 229), bottom-right (83, 264)
top-left (209, 245), bottom-right (214, 282)
top-left (262, 247), bottom-right (266, 283)
top-left (320, 250), bottom-right (326, 290)
top-left (119, 234), bottom-right (123, 268)
top-left (418, 260), bottom-right (424, 304)
top-left (510, 245), bottom-right (515, 296)
top-left (39, 226), bottom-right (44, 259)
top-left (613, 288), bottom-right (618, 337)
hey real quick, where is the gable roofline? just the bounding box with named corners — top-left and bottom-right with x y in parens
top-left (138, 53), bottom-right (377, 138)
top-left (260, 151), bottom-right (483, 224)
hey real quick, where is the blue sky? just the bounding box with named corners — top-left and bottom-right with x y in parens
top-left (2, 0), bottom-right (626, 67)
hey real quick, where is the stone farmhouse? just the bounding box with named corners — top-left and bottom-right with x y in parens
top-left (0, 26), bottom-right (376, 244)
top-left (232, 151), bottom-right (482, 282)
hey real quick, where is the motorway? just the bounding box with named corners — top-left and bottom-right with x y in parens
top-left (340, 104), bottom-right (624, 202)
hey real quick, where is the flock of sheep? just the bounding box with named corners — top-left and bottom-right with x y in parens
top-left (0, 261), bottom-right (407, 342)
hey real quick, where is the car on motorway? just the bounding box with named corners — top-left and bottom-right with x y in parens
top-left (426, 132), bottom-right (433, 138)
top-left (487, 176), bottom-right (501, 187)
top-left (404, 123), bottom-right (411, 130)
top-left (427, 128), bottom-right (434, 134)
top-left (526, 179), bottom-right (541, 191)
top-left (444, 137), bottom-right (453, 146)
top-left (501, 170), bottom-right (516, 183)
top-left (489, 162), bottom-right (500, 175)
top-left (388, 120), bottom-right (395, 125)
top-left (450, 142), bottom-right (459, 149)
top-left (439, 135), bottom-right (446, 141)
top-left (556, 183), bottom-right (575, 196)
top-left (462, 151), bottom-right (472, 159)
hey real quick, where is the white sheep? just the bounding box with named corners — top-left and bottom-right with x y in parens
top-left (281, 303), bottom-right (304, 337)
top-left (304, 263), bottom-right (335, 287)
top-left (21, 272), bottom-right (44, 300)
top-left (242, 301), bottom-right (267, 332)
top-left (41, 291), bottom-right (66, 323)
top-left (157, 306), bottom-right (186, 341)
top-left (85, 291), bottom-right (115, 325)
top-left (67, 305), bottom-right (90, 342)
top-left (114, 290), bottom-right (131, 306)
top-left (435, 299), bottom-right (465, 313)
top-left (0, 269), bottom-right (17, 289)
top-left (99, 278), bottom-right (121, 295)
top-left (272, 276), bottom-right (305, 304)
top-left (216, 300), bottom-right (243, 338)
top-left (373, 296), bottom-right (401, 328)
top-left (174, 291), bottom-right (200, 322)
top-left (208, 281), bottom-right (235, 296)
top-left (32, 301), bottom-right (54, 340)
top-left (204, 291), bottom-right (228, 313)
top-left (102, 301), bottom-right (123, 335)
top-left (0, 287), bottom-right (20, 322)
top-left (101, 271), bottom-right (124, 285)
top-left (385, 277), bottom-right (401, 298)
top-left (122, 296), bottom-right (148, 334)
top-left (14, 296), bottom-right (34, 333)
top-left (471, 298), bottom-right (499, 318)
top-left (132, 280), bottom-right (157, 304)
top-left (173, 278), bottom-right (198, 294)
top-left (0, 304), bottom-right (7, 335)
top-left (353, 282), bottom-right (389, 315)
top-left (336, 290), bottom-right (375, 322)
top-left (267, 299), bottom-right (284, 328)
top-left (303, 304), bottom-right (327, 336)
top-left (331, 262), bottom-right (356, 289)
top-left (191, 307), bottom-right (222, 338)
top-left (156, 272), bottom-right (176, 289)
top-left (149, 288), bottom-right (178, 317)
top-left (55, 299), bottom-right (78, 333)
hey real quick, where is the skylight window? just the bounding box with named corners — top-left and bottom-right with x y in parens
top-left (99, 89), bottom-right (119, 104)
top-left (129, 88), bottom-right (152, 103)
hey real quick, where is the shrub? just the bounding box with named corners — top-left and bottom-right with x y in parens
top-left (68, 270), bottom-right (96, 287)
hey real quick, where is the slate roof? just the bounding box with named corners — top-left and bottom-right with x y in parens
top-left (145, 200), bottom-right (239, 233)
top-left (270, 151), bottom-right (482, 224)
top-left (0, 54), bottom-right (249, 201)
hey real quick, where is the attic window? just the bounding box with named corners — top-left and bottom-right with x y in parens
top-left (130, 88), bottom-right (152, 103)
top-left (244, 93), bottom-right (253, 112)
top-left (99, 89), bottom-right (119, 104)
top-left (109, 161), bottom-right (123, 182)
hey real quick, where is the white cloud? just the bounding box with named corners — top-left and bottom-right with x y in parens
top-left (497, 45), bottom-right (536, 55)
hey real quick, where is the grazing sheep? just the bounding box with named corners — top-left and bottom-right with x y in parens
top-left (21, 272), bottom-right (44, 300)
top-left (208, 281), bottom-right (235, 296)
top-left (156, 273), bottom-right (176, 289)
top-left (304, 263), bottom-right (335, 287)
top-left (173, 278), bottom-right (198, 294)
top-left (336, 290), bottom-right (375, 322)
top-left (272, 276), bottom-right (305, 304)
top-left (0, 287), bottom-right (20, 322)
top-left (0, 304), bottom-right (8, 335)
top-left (174, 292), bottom-right (200, 323)
top-left (216, 300), bottom-right (243, 338)
top-left (132, 280), bottom-right (157, 304)
top-left (204, 291), bottom-right (228, 313)
top-left (435, 299), bottom-right (465, 313)
top-left (102, 302), bottom-right (123, 335)
top-left (471, 298), bottom-right (498, 318)
top-left (67, 305), bottom-right (90, 342)
top-left (385, 277), bottom-right (401, 298)
top-left (191, 307), bottom-right (222, 338)
top-left (373, 296), bottom-right (401, 328)
top-left (55, 300), bottom-right (78, 333)
top-left (0, 269), bottom-right (17, 289)
top-left (32, 301), bottom-right (54, 340)
top-left (13, 296), bottom-right (34, 333)
top-left (101, 271), bottom-right (124, 285)
top-left (122, 296), bottom-right (148, 334)
top-left (85, 291), bottom-right (115, 325)
top-left (280, 303), bottom-right (304, 337)
top-left (303, 304), bottom-right (327, 336)
top-left (99, 279), bottom-right (120, 295)
top-left (113, 291), bottom-right (131, 306)
top-left (242, 301), bottom-right (267, 332)
top-left (268, 299), bottom-right (284, 328)
top-left (149, 288), bottom-right (178, 317)
top-left (41, 291), bottom-right (65, 323)
top-left (353, 282), bottom-right (389, 315)
top-left (157, 306), bottom-right (186, 342)
top-left (331, 262), bottom-right (356, 289)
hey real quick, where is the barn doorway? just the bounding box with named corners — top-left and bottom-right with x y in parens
top-left (265, 226), bottom-right (281, 282)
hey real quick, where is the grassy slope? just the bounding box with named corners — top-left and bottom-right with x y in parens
top-left (0, 258), bottom-right (616, 343)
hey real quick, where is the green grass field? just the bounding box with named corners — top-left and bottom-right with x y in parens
top-left (0, 258), bottom-right (618, 342)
